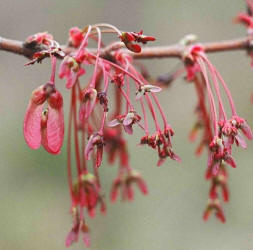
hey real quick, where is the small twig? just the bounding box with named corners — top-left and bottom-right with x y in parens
top-left (0, 36), bottom-right (251, 60)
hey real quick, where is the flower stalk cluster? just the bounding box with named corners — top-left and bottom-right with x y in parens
top-left (23, 24), bottom-right (177, 247)
top-left (17, 1), bottom-right (253, 246)
top-left (183, 43), bottom-right (252, 222)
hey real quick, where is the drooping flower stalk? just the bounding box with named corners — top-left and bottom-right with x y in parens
top-left (183, 43), bottom-right (252, 223)
top-left (236, 0), bottom-right (253, 102)
top-left (21, 15), bottom-right (252, 246)
top-left (23, 24), bottom-right (174, 247)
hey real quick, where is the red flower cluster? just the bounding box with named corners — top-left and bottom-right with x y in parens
top-left (22, 16), bottom-right (252, 246)
top-left (183, 43), bottom-right (252, 222)
top-left (119, 30), bottom-right (155, 53)
top-left (23, 24), bottom-right (175, 247)
top-left (236, 0), bottom-right (253, 102)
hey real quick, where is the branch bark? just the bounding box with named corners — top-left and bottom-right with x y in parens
top-left (0, 36), bottom-right (251, 60)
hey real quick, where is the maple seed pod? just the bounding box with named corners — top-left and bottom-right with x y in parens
top-left (31, 85), bottom-right (47, 105)
top-left (48, 90), bottom-right (63, 109)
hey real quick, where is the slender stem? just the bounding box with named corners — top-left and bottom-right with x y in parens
top-left (88, 28), bottom-right (117, 36)
top-left (67, 89), bottom-right (74, 199)
top-left (119, 87), bottom-right (135, 111)
top-left (92, 156), bottom-right (101, 188)
top-left (193, 75), bottom-right (213, 141)
top-left (197, 58), bottom-right (218, 136)
top-left (125, 75), bottom-right (130, 114)
top-left (140, 98), bottom-right (149, 135)
top-left (200, 54), bottom-right (227, 121)
top-left (98, 112), bottom-right (107, 134)
top-left (100, 61), bottom-right (109, 93)
top-left (98, 56), bottom-right (143, 86)
top-left (77, 81), bottom-right (88, 172)
top-left (90, 27), bottom-right (102, 88)
top-left (76, 25), bottom-right (92, 57)
top-left (72, 85), bottom-right (82, 175)
top-left (129, 63), bottom-right (170, 129)
top-left (92, 23), bottom-right (122, 36)
top-left (145, 94), bottom-right (161, 132)
top-left (49, 54), bottom-right (57, 84)
top-left (151, 93), bottom-right (168, 128)
top-left (213, 68), bottom-right (237, 116)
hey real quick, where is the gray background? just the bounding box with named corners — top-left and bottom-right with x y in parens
top-left (0, 0), bottom-right (252, 249)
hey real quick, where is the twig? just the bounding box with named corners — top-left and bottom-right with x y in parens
top-left (0, 36), bottom-right (251, 60)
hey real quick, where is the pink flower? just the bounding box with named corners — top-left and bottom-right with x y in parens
top-left (119, 30), bottom-right (155, 53)
top-left (232, 115), bottom-right (253, 140)
top-left (203, 199), bottom-right (226, 223)
top-left (26, 32), bottom-right (53, 46)
top-left (120, 32), bottom-right (141, 53)
top-left (140, 129), bottom-right (180, 166)
top-left (85, 133), bottom-right (104, 167)
top-left (235, 10), bottom-right (253, 67)
top-left (79, 87), bottom-right (97, 122)
top-left (209, 165), bottom-right (229, 202)
top-left (104, 129), bottom-right (129, 166)
top-left (23, 84), bottom-right (64, 154)
top-left (235, 13), bottom-right (253, 30)
top-left (59, 55), bottom-right (85, 89)
top-left (207, 137), bottom-right (236, 177)
top-left (110, 170), bottom-right (148, 202)
top-left (65, 209), bottom-right (90, 248)
top-left (108, 111), bottom-right (141, 135)
top-left (130, 30), bottom-right (156, 44)
top-left (68, 27), bottom-right (84, 48)
top-left (135, 84), bottom-right (162, 100)
top-left (185, 63), bottom-right (201, 82)
top-left (80, 173), bottom-right (105, 217)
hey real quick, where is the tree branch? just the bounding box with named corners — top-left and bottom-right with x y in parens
top-left (0, 36), bottom-right (251, 60)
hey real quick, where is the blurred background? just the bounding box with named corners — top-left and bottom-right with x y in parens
top-left (0, 0), bottom-right (253, 249)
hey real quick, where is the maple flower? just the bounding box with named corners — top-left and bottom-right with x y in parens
top-left (23, 83), bottom-right (64, 154)
top-left (203, 199), bottom-right (226, 223)
top-left (140, 128), bottom-right (180, 166)
top-left (220, 116), bottom-right (253, 149)
top-left (68, 27), bottom-right (84, 48)
top-left (119, 30), bottom-right (155, 53)
top-left (73, 173), bottom-right (106, 217)
top-left (25, 32), bottom-right (54, 46)
top-left (136, 84), bottom-right (162, 100)
top-left (59, 25), bottom-right (92, 88)
top-left (120, 32), bottom-right (142, 53)
top-left (208, 164), bottom-right (229, 202)
top-left (65, 208), bottom-right (90, 248)
top-left (85, 133), bottom-right (105, 167)
top-left (79, 87), bottom-right (97, 122)
top-left (24, 32), bottom-right (65, 66)
top-left (108, 111), bottom-right (141, 135)
top-left (207, 137), bottom-right (236, 176)
top-left (110, 170), bottom-right (148, 202)
top-left (130, 30), bottom-right (156, 44)
top-left (104, 129), bottom-right (129, 166)
top-left (59, 55), bottom-right (86, 89)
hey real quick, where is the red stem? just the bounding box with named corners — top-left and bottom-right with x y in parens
top-left (72, 85), bottom-right (82, 175)
top-left (197, 58), bottom-right (218, 136)
top-left (67, 90), bottom-right (74, 200)
top-left (200, 55), bottom-right (227, 121)
top-left (49, 54), bottom-right (57, 84)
